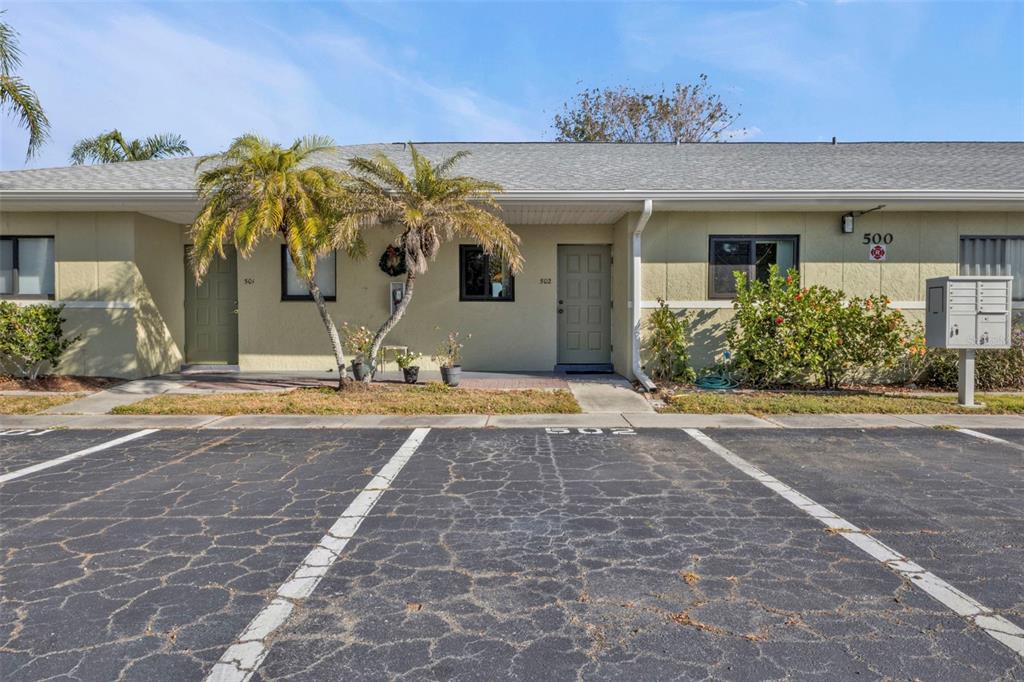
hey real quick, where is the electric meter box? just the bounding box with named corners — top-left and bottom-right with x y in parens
top-left (925, 276), bottom-right (1013, 349)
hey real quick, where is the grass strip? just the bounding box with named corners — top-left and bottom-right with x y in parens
top-left (0, 395), bottom-right (78, 415)
top-left (660, 391), bottom-right (1024, 416)
top-left (113, 384), bottom-right (582, 416)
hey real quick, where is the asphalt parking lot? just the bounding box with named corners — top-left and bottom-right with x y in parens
top-left (1, 426), bottom-right (1022, 680)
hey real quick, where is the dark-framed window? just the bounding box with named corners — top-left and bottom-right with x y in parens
top-left (281, 246), bottom-right (336, 301)
top-left (1, 236), bottom-right (55, 299)
top-left (459, 245), bottom-right (514, 301)
top-left (708, 235), bottom-right (799, 299)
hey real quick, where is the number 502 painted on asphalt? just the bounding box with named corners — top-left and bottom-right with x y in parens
top-left (545, 427), bottom-right (635, 435)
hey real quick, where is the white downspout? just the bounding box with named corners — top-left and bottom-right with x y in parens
top-left (631, 199), bottom-right (656, 391)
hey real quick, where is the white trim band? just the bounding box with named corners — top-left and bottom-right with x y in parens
top-left (642, 299), bottom-right (1023, 311)
top-left (1, 299), bottom-right (136, 309)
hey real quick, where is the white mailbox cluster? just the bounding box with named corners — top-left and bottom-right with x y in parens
top-left (924, 275), bottom-right (1013, 407)
top-left (925, 276), bottom-right (1013, 349)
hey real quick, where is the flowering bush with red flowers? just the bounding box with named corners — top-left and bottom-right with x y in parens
top-left (726, 265), bottom-right (912, 388)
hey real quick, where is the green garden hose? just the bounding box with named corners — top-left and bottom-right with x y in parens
top-left (694, 354), bottom-right (738, 390)
top-left (694, 373), bottom-right (738, 390)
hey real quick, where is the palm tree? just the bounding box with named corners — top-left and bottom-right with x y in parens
top-left (70, 129), bottom-right (191, 164)
top-left (0, 11), bottom-right (50, 160)
top-left (345, 143), bottom-right (523, 381)
top-left (190, 134), bottom-right (363, 388)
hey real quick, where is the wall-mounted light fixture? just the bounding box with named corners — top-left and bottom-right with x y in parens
top-left (840, 205), bottom-right (885, 234)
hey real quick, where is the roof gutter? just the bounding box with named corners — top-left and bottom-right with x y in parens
top-left (631, 199), bottom-right (656, 392)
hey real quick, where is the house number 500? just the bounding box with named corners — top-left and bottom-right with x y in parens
top-left (862, 233), bottom-right (893, 245)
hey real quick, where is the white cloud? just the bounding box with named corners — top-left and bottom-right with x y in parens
top-left (309, 34), bottom-right (534, 142)
top-left (1, 5), bottom-right (534, 170)
top-left (2, 6), bottom-right (319, 169)
top-left (618, 4), bottom-right (861, 89)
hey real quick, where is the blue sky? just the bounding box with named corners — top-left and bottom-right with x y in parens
top-left (2, 0), bottom-right (1022, 169)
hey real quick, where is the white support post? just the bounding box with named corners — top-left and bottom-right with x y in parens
top-left (958, 348), bottom-right (976, 407)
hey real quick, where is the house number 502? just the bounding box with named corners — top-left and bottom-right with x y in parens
top-left (862, 233), bottom-right (893, 245)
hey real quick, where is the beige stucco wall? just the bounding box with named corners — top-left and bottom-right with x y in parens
top-left (640, 211), bottom-right (1024, 369)
top-left (610, 215), bottom-right (632, 376)
top-left (0, 211), bottom-right (185, 378)
top-left (236, 224), bottom-right (618, 373)
top-left (4, 208), bottom-right (1020, 380)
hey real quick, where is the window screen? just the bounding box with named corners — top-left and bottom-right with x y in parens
top-left (709, 236), bottom-right (798, 298)
top-left (960, 237), bottom-right (1023, 302)
top-left (281, 247), bottom-right (337, 300)
top-left (0, 237), bottom-right (55, 298)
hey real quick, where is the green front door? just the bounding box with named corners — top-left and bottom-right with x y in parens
top-left (184, 247), bottom-right (238, 364)
top-left (557, 244), bottom-right (612, 365)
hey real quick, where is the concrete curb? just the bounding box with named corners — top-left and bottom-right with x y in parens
top-left (1, 412), bottom-right (1021, 430)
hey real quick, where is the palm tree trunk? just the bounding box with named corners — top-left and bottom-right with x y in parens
top-left (307, 278), bottom-right (349, 389)
top-left (365, 273), bottom-right (417, 383)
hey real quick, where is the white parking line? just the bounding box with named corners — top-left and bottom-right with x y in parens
top-left (0, 429), bottom-right (159, 484)
top-left (956, 428), bottom-right (1024, 452)
top-left (206, 427), bottom-right (431, 682)
top-left (683, 428), bottom-right (1024, 659)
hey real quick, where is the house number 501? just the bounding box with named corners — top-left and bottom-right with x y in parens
top-left (862, 233), bottom-right (893, 245)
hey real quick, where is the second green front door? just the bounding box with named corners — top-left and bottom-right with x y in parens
top-left (184, 247), bottom-right (238, 364)
top-left (557, 244), bottom-right (612, 365)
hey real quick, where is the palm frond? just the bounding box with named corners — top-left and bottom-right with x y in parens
top-left (142, 132), bottom-right (191, 159)
top-left (343, 144), bottom-right (519, 279)
top-left (433, 149), bottom-right (470, 177)
top-left (189, 133), bottom-right (361, 285)
top-left (0, 12), bottom-right (23, 76)
top-left (0, 73), bottom-right (49, 160)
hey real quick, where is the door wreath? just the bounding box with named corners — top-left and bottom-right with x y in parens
top-left (378, 245), bottom-right (407, 277)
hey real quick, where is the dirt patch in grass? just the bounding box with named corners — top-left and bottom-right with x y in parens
top-left (660, 390), bottom-right (1024, 416)
top-left (113, 383), bottom-right (583, 416)
top-left (0, 375), bottom-right (122, 392)
top-left (0, 394), bottom-right (79, 415)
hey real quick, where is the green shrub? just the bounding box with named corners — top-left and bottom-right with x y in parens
top-left (916, 314), bottom-right (1024, 391)
top-left (727, 266), bottom-right (912, 389)
top-left (643, 298), bottom-right (696, 383)
top-left (0, 302), bottom-right (80, 380)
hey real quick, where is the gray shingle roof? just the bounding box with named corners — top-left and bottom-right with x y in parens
top-left (1, 142), bottom-right (1022, 193)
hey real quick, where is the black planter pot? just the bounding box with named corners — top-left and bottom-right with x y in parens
top-left (440, 365), bottom-right (462, 387)
top-left (351, 360), bottom-right (371, 381)
top-left (402, 366), bottom-right (420, 384)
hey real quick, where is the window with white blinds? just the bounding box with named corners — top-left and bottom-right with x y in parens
top-left (960, 236), bottom-right (1023, 302)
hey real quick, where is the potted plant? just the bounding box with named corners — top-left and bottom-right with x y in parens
top-left (394, 349), bottom-right (421, 384)
top-left (433, 330), bottom-right (468, 387)
top-left (342, 323), bottom-right (375, 381)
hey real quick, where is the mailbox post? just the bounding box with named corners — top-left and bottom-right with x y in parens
top-left (924, 276), bottom-right (1013, 407)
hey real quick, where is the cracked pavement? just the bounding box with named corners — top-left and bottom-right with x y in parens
top-left (1, 427), bottom-right (1022, 680)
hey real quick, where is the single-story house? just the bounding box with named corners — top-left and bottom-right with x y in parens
top-left (1, 142), bottom-right (1022, 384)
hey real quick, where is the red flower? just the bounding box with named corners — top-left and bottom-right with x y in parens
top-left (785, 275), bottom-right (794, 284)
top-left (775, 316), bottom-right (784, 325)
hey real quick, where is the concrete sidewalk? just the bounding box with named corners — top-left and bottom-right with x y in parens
top-left (2, 412), bottom-right (1021, 430)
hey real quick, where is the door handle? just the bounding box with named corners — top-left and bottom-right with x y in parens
top-left (558, 300), bottom-right (563, 304)
top-left (558, 309), bottom-right (564, 314)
